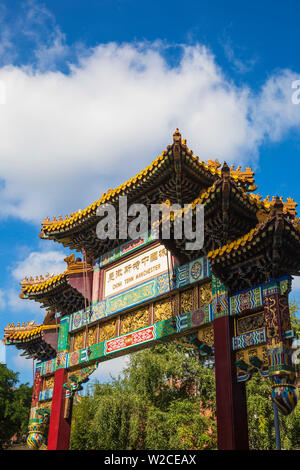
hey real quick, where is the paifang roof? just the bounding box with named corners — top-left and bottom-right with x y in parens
top-left (19, 254), bottom-right (93, 314)
top-left (39, 129), bottom-right (263, 257)
top-left (3, 322), bottom-right (58, 361)
top-left (18, 129), bottom-right (300, 297)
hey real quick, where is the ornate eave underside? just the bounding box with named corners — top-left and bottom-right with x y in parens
top-left (39, 131), bottom-right (258, 259)
top-left (3, 325), bottom-right (58, 361)
top-left (10, 337), bottom-right (57, 361)
top-left (20, 254), bottom-right (92, 315)
top-left (21, 280), bottom-right (86, 314)
top-left (42, 174), bottom-right (267, 264)
top-left (164, 177), bottom-right (270, 262)
top-left (207, 208), bottom-right (300, 292)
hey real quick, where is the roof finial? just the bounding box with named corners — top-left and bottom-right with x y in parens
top-left (273, 195), bottom-right (284, 213)
top-left (221, 161), bottom-right (230, 176)
top-left (173, 128), bottom-right (181, 144)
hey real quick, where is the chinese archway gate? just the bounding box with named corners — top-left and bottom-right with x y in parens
top-left (3, 130), bottom-right (299, 450)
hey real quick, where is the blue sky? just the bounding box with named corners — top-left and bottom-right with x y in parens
top-left (0, 0), bottom-right (300, 386)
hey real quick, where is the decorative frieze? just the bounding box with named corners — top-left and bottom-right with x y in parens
top-left (197, 324), bottom-right (214, 347)
top-left (120, 307), bottom-right (149, 335)
top-left (40, 307), bottom-right (213, 372)
top-left (57, 316), bottom-right (70, 352)
top-left (232, 328), bottom-right (267, 351)
top-left (230, 286), bottom-right (263, 316)
top-left (99, 318), bottom-right (117, 342)
top-left (95, 232), bottom-right (154, 269)
top-left (235, 312), bottom-right (265, 336)
top-left (180, 288), bottom-right (194, 314)
top-left (199, 281), bottom-right (212, 307)
top-left (39, 388), bottom-right (53, 402)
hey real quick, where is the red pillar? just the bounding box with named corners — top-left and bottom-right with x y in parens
top-left (213, 315), bottom-right (249, 450)
top-left (47, 368), bottom-right (72, 450)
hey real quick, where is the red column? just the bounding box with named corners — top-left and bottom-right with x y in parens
top-left (47, 368), bottom-right (72, 450)
top-left (213, 315), bottom-right (249, 450)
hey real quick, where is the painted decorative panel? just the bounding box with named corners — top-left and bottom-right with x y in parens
top-left (99, 318), bottom-right (116, 342)
top-left (232, 328), bottom-right (267, 350)
top-left (230, 287), bottom-right (263, 316)
top-left (39, 388), bottom-right (53, 401)
top-left (40, 358), bottom-right (56, 376)
top-left (174, 257), bottom-right (210, 289)
top-left (43, 375), bottom-right (54, 390)
top-left (105, 325), bottom-right (155, 355)
top-left (86, 325), bottom-right (98, 347)
top-left (56, 352), bottom-right (67, 370)
top-left (72, 330), bottom-right (84, 351)
top-left (95, 231), bottom-right (154, 268)
top-left (121, 307), bottom-right (149, 335)
top-left (235, 312), bottom-right (265, 336)
top-left (154, 298), bottom-right (173, 322)
top-left (199, 282), bottom-right (212, 307)
top-left (57, 316), bottom-right (70, 352)
top-left (198, 324), bottom-right (214, 347)
top-left (180, 288), bottom-right (194, 314)
top-left (211, 294), bottom-right (229, 319)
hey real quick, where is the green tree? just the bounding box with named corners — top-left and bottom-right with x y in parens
top-left (70, 333), bottom-right (300, 450)
top-left (70, 342), bottom-right (216, 450)
top-left (0, 363), bottom-right (32, 449)
top-left (289, 297), bottom-right (300, 338)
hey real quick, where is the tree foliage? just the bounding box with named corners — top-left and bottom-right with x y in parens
top-left (0, 363), bottom-right (32, 449)
top-left (70, 336), bottom-right (300, 450)
top-left (70, 343), bottom-right (216, 450)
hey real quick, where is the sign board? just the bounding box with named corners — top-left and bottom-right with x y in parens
top-left (103, 244), bottom-right (169, 298)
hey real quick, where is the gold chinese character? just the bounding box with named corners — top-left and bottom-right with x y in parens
top-left (159, 248), bottom-right (167, 257)
top-left (124, 265), bottom-right (132, 274)
top-left (150, 251), bottom-right (158, 262)
top-left (141, 256), bottom-right (149, 265)
top-left (133, 261), bottom-right (140, 270)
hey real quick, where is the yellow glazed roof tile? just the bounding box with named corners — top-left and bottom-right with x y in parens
top-left (40, 136), bottom-right (258, 237)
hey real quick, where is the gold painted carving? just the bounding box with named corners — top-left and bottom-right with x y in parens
top-left (43, 376), bottom-right (54, 390)
top-left (199, 282), bottom-right (212, 307)
top-left (121, 307), bottom-right (149, 335)
top-left (155, 298), bottom-right (173, 322)
top-left (99, 319), bottom-right (116, 342)
top-left (39, 400), bottom-right (52, 411)
top-left (198, 325), bottom-right (214, 347)
top-left (236, 312), bottom-right (265, 336)
top-left (181, 289), bottom-right (194, 314)
top-left (236, 345), bottom-right (268, 366)
top-left (87, 325), bottom-right (98, 346)
top-left (73, 330), bottom-right (84, 351)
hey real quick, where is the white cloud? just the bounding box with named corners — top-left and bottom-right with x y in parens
top-left (11, 249), bottom-right (67, 281)
top-left (0, 3), bottom-right (299, 225)
top-left (91, 355), bottom-right (129, 383)
top-left (6, 287), bottom-right (44, 316)
top-left (1, 248), bottom-right (68, 316)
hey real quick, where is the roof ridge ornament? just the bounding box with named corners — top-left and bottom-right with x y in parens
top-left (221, 161), bottom-right (230, 176)
top-left (173, 128), bottom-right (181, 144)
